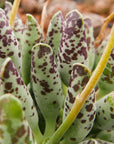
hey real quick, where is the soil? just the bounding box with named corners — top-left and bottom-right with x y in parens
top-left (18, 0), bottom-right (114, 37)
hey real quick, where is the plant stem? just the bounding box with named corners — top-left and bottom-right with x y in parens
top-left (62, 82), bottom-right (67, 97)
top-left (47, 24), bottom-right (114, 144)
top-left (44, 118), bottom-right (56, 138)
top-left (95, 12), bottom-right (114, 48)
top-left (9, 0), bottom-right (21, 28)
top-left (33, 127), bottom-right (43, 144)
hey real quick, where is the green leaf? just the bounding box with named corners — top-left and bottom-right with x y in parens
top-left (57, 10), bottom-right (88, 86)
top-left (4, 1), bottom-right (12, 19)
top-left (84, 18), bottom-right (95, 71)
top-left (0, 94), bottom-right (31, 144)
top-left (94, 36), bottom-right (114, 96)
top-left (95, 130), bottom-right (114, 143)
top-left (94, 92), bottom-right (114, 130)
top-left (31, 43), bottom-right (64, 136)
top-left (96, 139), bottom-right (114, 144)
top-left (4, 1), bottom-right (24, 49)
top-left (0, 58), bottom-right (42, 142)
top-left (21, 14), bottom-right (44, 85)
top-left (79, 139), bottom-right (98, 144)
top-left (46, 11), bottom-right (64, 62)
top-left (0, 8), bottom-right (22, 73)
top-left (79, 139), bottom-right (114, 144)
top-left (62, 63), bottom-right (96, 144)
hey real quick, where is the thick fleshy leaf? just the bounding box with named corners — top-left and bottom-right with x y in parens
top-left (94, 36), bottom-right (114, 96)
top-left (94, 92), bottom-right (114, 130)
top-left (84, 18), bottom-right (95, 71)
top-left (4, 1), bottom-right (12, 19)
top-left (57, 10), bottom-right (88, 86)
top-left (0, 94), bottom-right (31, 144)
top-left (46, 11), bottom-right (64, 62)
top-left (22, 14), bottom-right (44, 85)
top-left (62, 63), bottom-right (96, 144)
top-left (79, 139), bottom-right (114, 144)
top-left (0, 9), bottom-right (21, 73)
top-left (4, 1), bottom-right (24, 50)
top-left (79, 139), bottom-right (98, 144)
top-left (63, 63), bottom-right (91, 118)
top-left (95, 130), bottom-right (114, 143)
top-left (0, 58), bottom-right (40, 136)
top-left (31, 43), bottom-right (64, 134)
top-left (96, 139), bottom-right (114, 144)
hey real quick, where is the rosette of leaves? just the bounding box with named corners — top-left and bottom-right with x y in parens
top-left (0, 1), bottom-right (114, 144)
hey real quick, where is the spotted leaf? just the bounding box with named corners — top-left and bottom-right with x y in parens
top-left (84, 18), bottom-right (95, 71)
top-left (4, 1), bottom-right (12, 19)
top-left (22, 14), bottom-right (44, 85)
top-left (94, 36), bottom-right (114, 96)
top-left (79, 139), bottom-right (98, 144)
top-left (0, 9), bottom-right (21, 73)
top-left (57, 10), bottom-right (88, 86)
top-left (79, 139), bottom-right (114, 144)
top-left (46, 11), bottom-right (64, 62)
top-left (95, 91), bottom-right (114, 130)
top-left (4, 1), bottom-right (24, 48)
top-left (62, 63), bottom-right (96, 144)
top-left (0, 94), bottom-right (31, 144)
top-left (96, 139), bottom-right (114, 144)
top-left (31, 43), bottom-right (64, 135)
top-left (95, 130), bottom-right (114, 143)
top-left (0, 58), bottom-right (41, 137)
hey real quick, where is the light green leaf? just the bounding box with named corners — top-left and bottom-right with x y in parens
top-left (31, 43), bottom-right (64, 136)
top-left (62, 63), bottom-right (96, 144)
top-left (21, 14), bottom-right (44, 85)
top-left (0, 58), bottom-right (42, 142)
top-left (57, 10), bottom-right (88, 86)
top-left (0, 8), bottom-right (21, 73)
top-left (0, 94), bottom-right (31, 144)
top-left (46, 11), bottom-right (64, 62)
top-left (84, 18), bottom-right (95, 71)
top-left (94, 92), bottom-right (114, 130)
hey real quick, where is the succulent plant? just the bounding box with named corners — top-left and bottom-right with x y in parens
top-left (0, 1), bottom-right (114, 144)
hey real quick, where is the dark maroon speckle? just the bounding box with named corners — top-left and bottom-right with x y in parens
top-left (81, 119), bottom-right (86, 123)
top-left (77, 112), bottom-right (83, 119)
top-left (85, 104), bottom-right (93, 112)
top-left (0, 51), bottom-right (6, 58)
top-left (32, 75), bottom-right (37, 84)
top-left (37, 45), bottom-right (51, 59)
top-left (70, 138), bottom-right (76, 141)
top-left (49, 68), bottom-right (56, 74)
top-left (0, 21), bottom-right (5, 28)
top-left (68, 90), bottom-right (75, 103)
top-left (73, 84), bottom-right (79, 92)
top-left (5, 82), bottom-right (12, 90)
top-left (110, 114), bottom-right (114, 119)
top-left (77, 19), bottom-right (82, 28)
top-left (16, 78), bottom-right (24, 85)
top-left (7, 51), bottom-right (14, 56)
top-left (111, 53), bottom-right (114, 60)
top-left (89, 113), bottom-right (95, 121)
top-left (5, 29), bottom-right (12, 34)
top-left (3, 60), bottom-right (14, 78)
